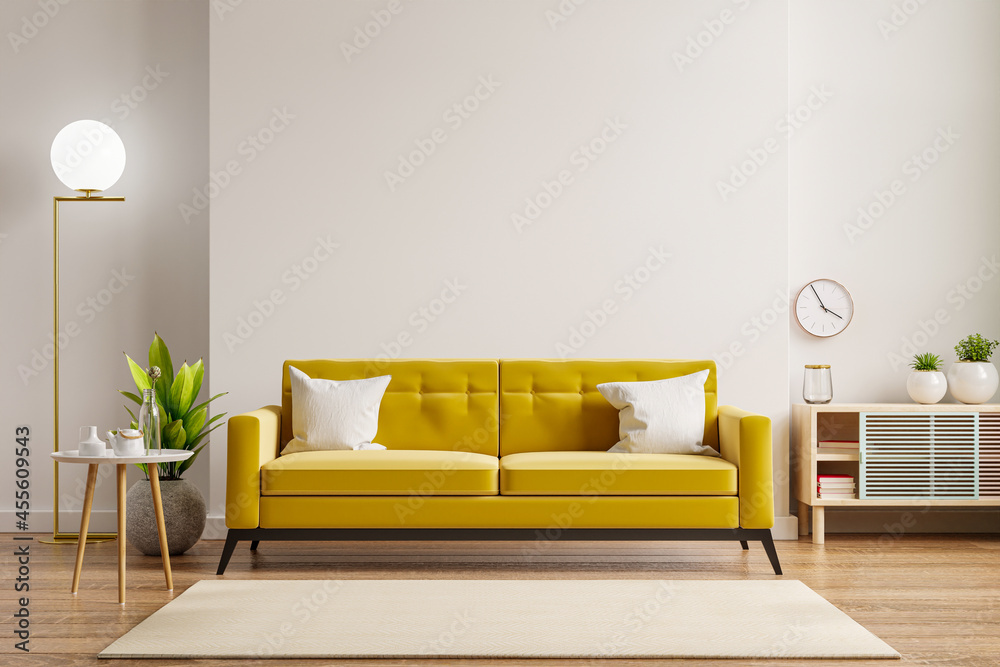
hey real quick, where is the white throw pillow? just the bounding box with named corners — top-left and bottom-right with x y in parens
top-left (282, 366), bottom-right (391, 454)
top-left (597, 370), bottom-right (717, 456)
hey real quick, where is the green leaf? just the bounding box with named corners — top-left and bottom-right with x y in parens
top-left (123, 405), bottom-right (138, 424)
top-left (187, 421), bottom-right (224, 451)
top-left (162, 419), bottom-right (186, 450)
top-left (188, 392), bottom-right (227, 416)
top-left (204, 412), bottom-right (226, 429)
top-left (175, 442), bottom-right (209, 477)
top-left (125, 354), bottom-right (151, 393)
top-left (148, 333), bottom-right (174, 412)
top-left (189, 359), bottom-right (205, 408)
top-left (169, 363), bottom-right (196, 418)
top-left (182, 408), bottom-right (207, 446)
top-left (119, 390), bottom-right (142, 406)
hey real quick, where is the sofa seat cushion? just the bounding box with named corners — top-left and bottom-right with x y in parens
top-left (499, 451), bottom-right (737, 496)
top-left (262, 450), bottom-right (499, 496)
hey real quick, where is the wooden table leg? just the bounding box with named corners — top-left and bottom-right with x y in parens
top-left (117, 464), bottom-right (126, 605)
top-left (71, 464), bottom-right (99, 594)
top-left (798, 500), bottom-right (810, 537)
top-left (148, 466), bottom-right (173, 591)
top-left (812, 506), bottom-right (825, 545)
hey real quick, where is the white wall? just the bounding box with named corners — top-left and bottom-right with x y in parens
top-left (788, 0), bottom-right (1000, 532)
top-left (3, 0), bottom-right (996, 539)
top-left (0, 0), bottom-right (209, 532)
top-left (208, 0), bottom-right (794, 534)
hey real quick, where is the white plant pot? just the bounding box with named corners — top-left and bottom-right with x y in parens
top-left (906, 371), bottom-right (947, 404)
top-left (946, 361), bottom-right (999, 405)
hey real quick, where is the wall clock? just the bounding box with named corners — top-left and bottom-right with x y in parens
top-left (794, 279), bottom-right (854, 338)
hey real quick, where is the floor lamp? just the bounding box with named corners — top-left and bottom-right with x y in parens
top-left (45, 120), bottom-right (126, 544)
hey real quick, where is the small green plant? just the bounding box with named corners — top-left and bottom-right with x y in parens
top-left (910, 352), bottom-right (942, 371)
top-left (954, 334), bottom-right (1000, 362)
top-left (120, 333), bottom-right (227, 480)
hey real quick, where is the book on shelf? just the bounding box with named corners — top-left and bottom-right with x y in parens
top-left (817, 473), bottom-right (856, 499)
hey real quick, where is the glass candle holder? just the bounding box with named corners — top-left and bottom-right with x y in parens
top-left (803, 365), bottom-right (833, 404)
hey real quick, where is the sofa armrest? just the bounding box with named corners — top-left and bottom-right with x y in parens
top-left (226, 405), bottom-right (281, 529)
top-left (718, 405), bottom-right (774, 529)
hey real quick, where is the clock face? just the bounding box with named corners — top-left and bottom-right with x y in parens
top-left (794, 279), bottom-right (854, 338)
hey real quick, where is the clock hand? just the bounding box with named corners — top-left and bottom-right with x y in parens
top-left (809, 284), bottom-right (828, 311)
top-left (827, 309), bottom-right (843, 320)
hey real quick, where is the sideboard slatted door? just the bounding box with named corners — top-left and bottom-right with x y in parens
top-left (861, 413), bottom-right (978, 499)
top-left (980, 413), bottom-right (1000, 497)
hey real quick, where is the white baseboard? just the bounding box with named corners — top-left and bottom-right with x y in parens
top-left (205, 514), bottom-right (227, 540)
top-left (772, 515), bottom-right (798, 540)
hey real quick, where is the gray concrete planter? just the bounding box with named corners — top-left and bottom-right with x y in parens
top-left (125, 479), bottom-right (206, 556)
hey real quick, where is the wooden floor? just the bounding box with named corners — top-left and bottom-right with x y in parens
top-left (2, 533), bottom-right (998, 666)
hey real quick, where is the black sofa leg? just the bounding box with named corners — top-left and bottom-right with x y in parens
top-left (760, 531), bottom-right (782, 575)
top-left (250, 540), bottom-right (260, 552)
top-left (739, 540), bottom-right (749, 550)
top-left (217, 531), bottom-right (240, 575)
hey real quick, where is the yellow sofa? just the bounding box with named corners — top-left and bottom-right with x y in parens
top-left (218, 359), bottom-right (781, 574)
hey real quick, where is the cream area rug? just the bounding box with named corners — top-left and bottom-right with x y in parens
top-left (99, 579), bottom-right (899, 659)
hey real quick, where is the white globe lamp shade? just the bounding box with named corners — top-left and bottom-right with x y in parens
top-left (50, 120), bottom-right (126, 194)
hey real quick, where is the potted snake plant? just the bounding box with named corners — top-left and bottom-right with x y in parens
top-left (119, 333), bottom-right (226, 555)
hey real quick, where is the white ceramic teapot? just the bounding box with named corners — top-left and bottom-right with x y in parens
top-left (106, 428), bottom-right (144, 457)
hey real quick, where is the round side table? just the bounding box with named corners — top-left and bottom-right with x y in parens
top-left (51, 449), bottom-right (193, 605)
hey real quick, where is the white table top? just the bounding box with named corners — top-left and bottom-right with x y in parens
top-left (52, 449), bottom-right (194, 465)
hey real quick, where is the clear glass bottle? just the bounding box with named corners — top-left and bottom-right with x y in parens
top-left (138, 388), bottom-right (161, 455)
top-left (803, 365), bottom-right (833, 404)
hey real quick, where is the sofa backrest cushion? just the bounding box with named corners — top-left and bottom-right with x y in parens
top-left (499, 359), bottom-right (719, 456)
top-left (281, 360), bottom-right (499, 456)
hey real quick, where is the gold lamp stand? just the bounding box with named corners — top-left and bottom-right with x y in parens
top-left (42, 191), bottom-right (125, 545)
